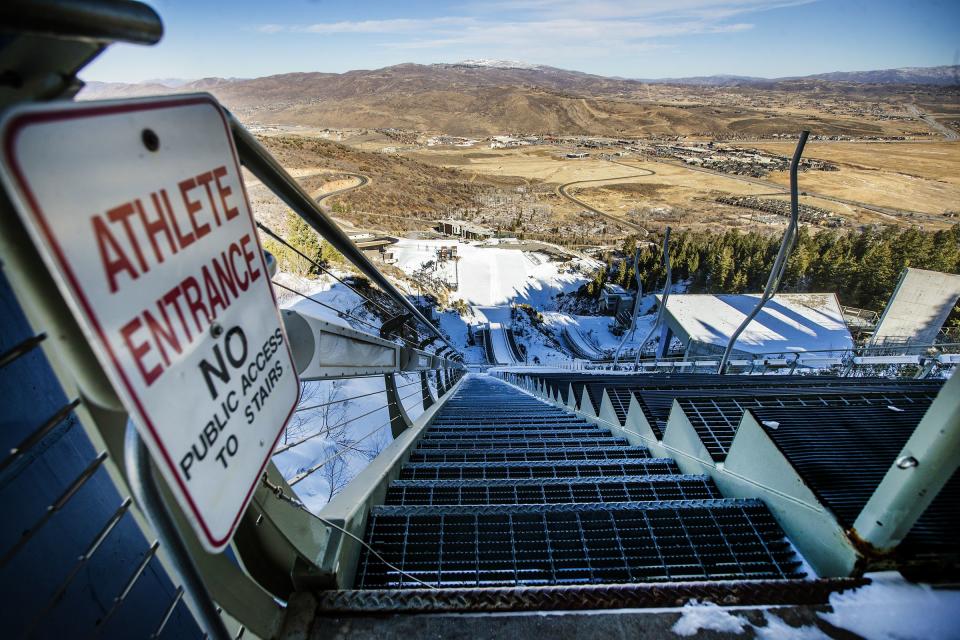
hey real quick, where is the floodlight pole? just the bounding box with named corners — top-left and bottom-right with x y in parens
top-left (612, 246), bottom-right (643, 367)
top-left (718, 131), bottom-right (809, 374)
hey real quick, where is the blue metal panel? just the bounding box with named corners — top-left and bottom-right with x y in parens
top-left (0, 268), bottom-right (201, 638)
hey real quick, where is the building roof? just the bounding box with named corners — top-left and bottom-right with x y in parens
top-left (658, 293), bottom-right (853, 355)
top-left (603, 283), bottom-right (629, 296)
top-left (435, 219), bottom-right (494, 235)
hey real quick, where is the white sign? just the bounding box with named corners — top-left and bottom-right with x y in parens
top-left (0, 94), bottom-right (300, 551)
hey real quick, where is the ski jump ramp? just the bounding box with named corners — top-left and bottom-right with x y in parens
top-left (488, 322), bottom-right (518, 364)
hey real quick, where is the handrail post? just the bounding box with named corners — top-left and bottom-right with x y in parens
top-left (719, 131), bottom-right (809, 374)
top-left (435, 368), bottom-right (446, 396)
top-left (419, 370), bottom-right (435, 409)
top-left (852, 372), bottom-right (960, 552)
top-left (123, 423), bottom-right (231, 640)
top-left (384, 373), bottom-right (413, 437)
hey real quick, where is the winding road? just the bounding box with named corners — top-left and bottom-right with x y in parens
top-left (557, 164), bottom-right (656, 236)
top-left (315, 172), bottom-right (370, 207)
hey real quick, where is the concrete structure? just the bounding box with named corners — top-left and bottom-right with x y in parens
top-left (434, 219), bottom-right (494, 240)
top-left (600, 283), bottom-right (635, 316)
top-left (657, 293), bottom-right (853, 360)
top-left (870, 268), bottom-right (960, 348)
top-left (347, 230), bottom-right (399, 253)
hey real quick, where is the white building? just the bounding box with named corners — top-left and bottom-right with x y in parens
top-left (656, 292), bottom-right (853, 359)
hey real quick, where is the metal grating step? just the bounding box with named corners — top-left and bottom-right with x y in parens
top-left (315, 578), bottom-right (868, 613)
top-left (749, 404), bottom-right (935, 529)
top-left (384, 476), bottom-right (722, 506)
top-left (408, 447), bottom-right (651, 464)
top-left (355, 501), bottom-right (804, 589)
top-left (430, 419), bottom-right (593, 428)
top-left (415, 437), bottom-right (627, 450)
top-left (428, 425), bottom-right (601, 436)
top-left (678, 391), bottom-right (935, 462)
top-left (399, 459), bottom-right (682, 481)
top-left (423, 429), bottom-right (606, 440)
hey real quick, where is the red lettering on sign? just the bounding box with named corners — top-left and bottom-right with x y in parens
top-left (179, 177), bottom-right (210, 241)
top-left (240, 234), bottom-right (262, 284)
top-left (162, 187), bottom-right (195, 250)
top-left (107, 201), bottom-right (148, 273)
top-left (120, 316), bottom-right (162, 386)
top-left (93, 214), bottom-right (139, 293)
top-left (183, 275), bottom-right (210, 333)
top-left (137, 194), bottom-right (178, 265)
top-left (213, 166), bottom-right (239, 222)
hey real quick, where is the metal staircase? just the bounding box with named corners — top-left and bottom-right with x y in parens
top-left (347, 376), bottom-right (819, 599)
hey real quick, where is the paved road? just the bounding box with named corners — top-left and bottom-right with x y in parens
top-left (557, 164), bottom-right (656, 236)
top-left (907, 104), bottom-right (959, 141)
top-left (315, 172), bottom-right (370, 207)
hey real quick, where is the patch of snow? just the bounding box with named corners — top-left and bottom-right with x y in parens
top-left (541, 311), bottom-right (656, 360)
top-left (754, 612), bottom-right (830, 640)
top-left (819, 571), bottom-right (960, 640)
top-left (437, 310), bottom-right (486, 364)
top-left (671, 600), bottom-right (749, 636)
top-left (269, 276), bottom-right (420, 512)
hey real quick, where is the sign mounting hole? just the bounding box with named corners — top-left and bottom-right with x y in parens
top-left (141, 128), bottom-right (160, 152)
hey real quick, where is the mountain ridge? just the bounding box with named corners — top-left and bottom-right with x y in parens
top-left (88, 63), bottom-right (959, 90)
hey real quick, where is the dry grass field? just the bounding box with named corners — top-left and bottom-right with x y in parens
top-left (751, 141), bottom-right (960, 218)
top-left (403, 140), bottom-right (960, 233)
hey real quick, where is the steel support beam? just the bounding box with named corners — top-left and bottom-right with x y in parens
top-left (852, 372), bottom-right (960, 552)
top-left (283, 309), bottom-right (400, 379)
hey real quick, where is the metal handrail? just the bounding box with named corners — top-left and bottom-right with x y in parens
top-left (0, 0), bottom-right (163, 45)
top-left (228, 115), bottom-right (463, 360)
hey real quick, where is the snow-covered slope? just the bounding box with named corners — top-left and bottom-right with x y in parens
top-left (392, 239), bottom-right (597, 307)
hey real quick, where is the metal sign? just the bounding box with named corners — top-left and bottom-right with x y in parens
top-left (0, 94), bottom-right (299, 551)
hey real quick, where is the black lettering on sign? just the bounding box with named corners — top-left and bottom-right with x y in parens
top-left (198, 325), bottom-right (248, 399)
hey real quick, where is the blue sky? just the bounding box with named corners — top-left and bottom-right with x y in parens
top-left (83, 0), bottom-right (959, 82)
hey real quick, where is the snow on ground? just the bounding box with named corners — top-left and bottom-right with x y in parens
top-left (669, 573), bottom-right (960, 639)
top-left (437, 310), bottom-right (486, 364)
top-left (270, 274), bottom-right (430, 512)
top-left (820, 571), bottom-right (960, 640)
top-left (671, 601), bottom-right (749, 636)
top-left (273, 271), bottom-right (380, 332)
top-left (392, 239), bottom-right (598, 307)
top-left (542, 311), bottom-right (656, 359)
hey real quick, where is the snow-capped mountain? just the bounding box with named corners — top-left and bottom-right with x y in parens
top-left (454, 59), bottom-right (546, 71)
